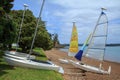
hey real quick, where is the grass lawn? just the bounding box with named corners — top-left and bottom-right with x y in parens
top-left (0, 49), bottom-right (64, 80)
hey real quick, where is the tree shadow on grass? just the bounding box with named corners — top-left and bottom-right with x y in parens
top-left (0, 63), bottom-right (14, 77)
top-left (0, 70), bottom-right (7, 77)
top-left (0, 51), bottom-right (14, 77)
top-left (0, 64), bottom-right (14, 70)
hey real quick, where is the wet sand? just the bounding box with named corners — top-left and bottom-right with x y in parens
top-left (45, 48), bottom-right (120, 80)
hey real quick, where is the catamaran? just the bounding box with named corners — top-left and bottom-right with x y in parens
top-left (59, 22), bottom-right (79, 63)
top-left (59, 32), bottom-right (91, 64)
top-left (4, 4), bottom-right (36, 60)
top-left (69, 8), bottom-right (111, 74)
top-left (4, 0), bottom-right (64, 74)
top-left (68, 22), bottom-right (79, 56)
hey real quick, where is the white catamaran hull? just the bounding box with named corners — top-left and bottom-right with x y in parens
top-left (3, 56), bottom-right (64, 74)
top-left (59, 59), bottom-right (69, 64)
top-left (69, 60), bottom-right (111, 74)
top-left (5, 51), bottom-right (35, 60)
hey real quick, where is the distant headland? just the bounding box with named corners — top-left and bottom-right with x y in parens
top-left (60, 43), bottom-right (120, 47)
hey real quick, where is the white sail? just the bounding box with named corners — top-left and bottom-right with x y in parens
top-left (85, 11), bottom-right (108, 61)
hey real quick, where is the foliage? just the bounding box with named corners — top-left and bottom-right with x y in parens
top-left (35, 21), bottom-right (53, 50)
top-left (10, 10), bottom-right (53, 52)
top-left (0, 0), bottom-right (14, 16)
top-left (0, 0), bottom-right (15, 50)
top-left (33, 48), bottom-right (48, 61)
top-left (10, 10), bottom-right (36, 52)
top-left (53, 33), bottom-right (60, 47)
top-left (0, 16), bottom-right (16, 50)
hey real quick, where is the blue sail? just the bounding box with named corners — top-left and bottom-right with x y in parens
top-left (75, 50), bottom-right (83, 61)
top-left (75, 33), bottom-right (92, 61)
top-left (75, 45), bottom-right (85, 61)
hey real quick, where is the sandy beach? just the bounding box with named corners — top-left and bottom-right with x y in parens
top-left (45, 49), bottom-right (120, 80)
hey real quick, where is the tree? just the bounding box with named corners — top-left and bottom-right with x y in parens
top-left (10, 10), bottom-right (53, 52)
top-left (0, 17), bottom-right (16, 50)
top-left (0, 0), bottom-right (16, 50)
top-left (53, 33), bottom-right (60, 47)
top-left (0, 0), bottom-right (14, 16)
top-left (35, 21), bottom-right (53, 50)
top-left (10, 10), bottom-right (36, 52)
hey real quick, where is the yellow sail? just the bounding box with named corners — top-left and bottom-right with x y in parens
top-left (68, 22), bottom-right (79, 56)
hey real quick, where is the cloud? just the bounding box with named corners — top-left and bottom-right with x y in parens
top-left (44, 0), bottom-right (120, 44)
top-left (13, 0), bottom-right (120, 44)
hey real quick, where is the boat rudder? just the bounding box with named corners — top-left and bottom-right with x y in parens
top-left (108, 66), bottom-right (111, 74)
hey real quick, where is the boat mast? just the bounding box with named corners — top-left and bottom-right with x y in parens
top-left (101, 8), bottom-right (108, 61)
top-left (28, 0), bottom-right (45, 59)
top-left (16, 4), bottom-right (28, 51)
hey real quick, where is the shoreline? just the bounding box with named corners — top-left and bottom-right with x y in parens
top-left (59, 47), bottom-right (120, 64)
top-left (104, 60), bottom-right (120, 64)
top-left (60, 44), bottom-right (120, 46)
top-left (45, 48), bottom-right (120, 80)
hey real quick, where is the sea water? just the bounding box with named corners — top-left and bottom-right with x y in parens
top-left (59, 46), bottom-right (120, 63)
top-left (105, 46), bottom-right (120, 63)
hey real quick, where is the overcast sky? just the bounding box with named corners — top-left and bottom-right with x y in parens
top-left (12, 0), bottom-right (120, 44)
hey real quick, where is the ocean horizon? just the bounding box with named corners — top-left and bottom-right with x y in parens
top-left (59, 46), bottom-right (120, 63)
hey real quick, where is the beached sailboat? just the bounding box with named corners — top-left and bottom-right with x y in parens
top-left (69, 8), bottom-right (111, 74)
top-left (68, 22), bottom-right (79, 56)
top-left (59, 22), bottom-right (79, 63)
top-left (59, 33), bottom-right (91, 64)
top-left (4, 0), bottom-right (64, 74)
top-left (4, 4), bottom-right (36, 60)
top-left (4, 56), bottom-right (64, 73)
top-left (5, 51), bottom-right (35, 60)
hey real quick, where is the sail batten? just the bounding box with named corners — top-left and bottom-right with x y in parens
top-left (93, 35), bottom-right (107, 37)
top-left (88, 48), bottom-right (105, 50)
top-left (97, 21), bottom-right (108, 25)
